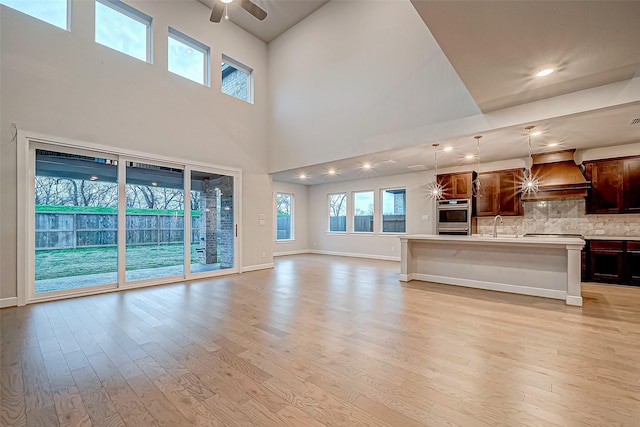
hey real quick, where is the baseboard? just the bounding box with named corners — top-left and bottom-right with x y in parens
top-left (565, 295), bottom-right (583, 306)
top-left (242, 263), bottom-right (275, 273)
top-left (410, 273), bottom-right (567, 301)
top-left (0, 297), bottom-right (18, 308)
top-left (273, 250), bottom-right (311, 257)
top-left (309, 250), bottom-right (400, 262)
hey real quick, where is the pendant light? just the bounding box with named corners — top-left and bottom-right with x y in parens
top-left (472, 135), bottom-right (482, 197)
top-left (520, 125), bottom-right (539, 195)
top-left (427, 143), bottom-right (445, 200)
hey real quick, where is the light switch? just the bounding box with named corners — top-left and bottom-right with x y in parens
top-left (258, 213), bottom-right (265, 220)
top-left (259, 219), bottom-right (266, 226)
top-left (421, 214), bottom-right (430, 220)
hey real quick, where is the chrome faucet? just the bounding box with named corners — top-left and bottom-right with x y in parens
top-left (493, 215), bottom-right (503, 238)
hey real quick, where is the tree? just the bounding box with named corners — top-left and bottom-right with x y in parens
top-left (276, 194), bottom-right (291, 216)
top-left (329, 194), bottom-right (346, 217)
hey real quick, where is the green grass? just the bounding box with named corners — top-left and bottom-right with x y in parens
top-left (35, 244), bottom-right (206, 280)
top-left (36, 205), bottom-right (201, 216)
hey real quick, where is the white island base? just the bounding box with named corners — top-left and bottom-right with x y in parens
top-left (400, 235), bottom-right (585, 306)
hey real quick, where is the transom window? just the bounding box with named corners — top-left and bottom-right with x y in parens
top-left (381, 188), bottom-right (406, 233)
top-left (1, 0), bottom-right (69, 30)
top-left (276, 193), bottom-right (294, 241)
top-left (168, 27), bottom-right (210, 86)
top-left (221, 54), bottom-right (253, 103)
top-left (95, 0), bottom-right (152, 63)
top-left (353, 191), bottom-right (374, 233)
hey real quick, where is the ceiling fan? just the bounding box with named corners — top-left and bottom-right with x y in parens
top-left (210, 0), bottom-right (267, 23)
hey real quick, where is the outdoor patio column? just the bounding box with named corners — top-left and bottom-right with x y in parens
top-left (218, 176), bottom-right (234, 269)
top-left (202, 178), bottom-right (218, 264)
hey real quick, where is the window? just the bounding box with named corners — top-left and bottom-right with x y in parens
top-left (353, 191), bottom-right (374, 233)
top-left (95, 0), bottom-right (152, 63)
top-left (276, 193), bottom-right (294, 241)
top-left (221, 54), bottom-right (253, 103)
top-left (328, 193), bottom-right (346, 232)
top-left (168, 27), bottom-right (210, 86)
top-left (381, 188), bottom-right (406, 233)
top-left (1, 0), bottom-right (69, 30)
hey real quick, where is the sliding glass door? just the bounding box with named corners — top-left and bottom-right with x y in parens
top-left (189, 170), bottom-right (235, 274)
top-left (34, 148), bottom-right (119, 295)
top-left (27, 140), bottom-right (239, 302)
top-left (125, 161), bottom-right (185, 282)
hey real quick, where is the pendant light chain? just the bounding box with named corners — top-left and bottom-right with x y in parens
top-left (427, 143), bottom-right (445, 200)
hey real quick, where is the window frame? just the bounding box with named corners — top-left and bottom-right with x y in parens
top-left (95, 0), bottom-right (153, 63)
top-left (276, 193), bottom-right (294, 242)
top-left (352, 190), bottom-right (375, 234)
top-left (380, 187), bottom-right (407, 234)
top-left (327, 192), bottom-right (347, 234)
top-left (168, 26), bottom-right (211, 86)
top-left (1, 0), bottom-right (72, 30)
top-left (221, 54), bottom-right (254, 104)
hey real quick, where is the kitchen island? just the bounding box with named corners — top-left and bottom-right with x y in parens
top-left (400, 234), bottom-right (585, 306)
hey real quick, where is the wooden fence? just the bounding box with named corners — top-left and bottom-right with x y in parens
top-left (35, 212), bottom-right (202, 250)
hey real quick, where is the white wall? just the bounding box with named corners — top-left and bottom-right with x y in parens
top-left (0, 1), bottom-right (272, 299)
top-left (267, 0), bottom-right (480, 173)
top-left (308, 170), bottom-right (434, 260)
top-left (272, 181), bottom-right (309, 255)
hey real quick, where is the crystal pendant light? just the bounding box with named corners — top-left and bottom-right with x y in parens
top-left (472, 135), bottom-right (482, 197)
top-left (520, 125), bottom-right (539, 195)
top-left (427, 143), bottom-right (445, 200)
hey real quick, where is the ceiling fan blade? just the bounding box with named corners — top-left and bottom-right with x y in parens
top-left (210, 2), bottom-right (224, 23)
top-left (239, 0), bottom-right (267, 21)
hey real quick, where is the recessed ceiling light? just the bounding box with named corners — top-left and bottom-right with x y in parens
top-left (531, 131), bottom-right (542, 136)
top-left (362, 163), bottom-right (372, 170)
top-left (444, 147), bottom-right (453, 152)
top-left (465, 154), bottom-right (474, 159)
top-left (548, 143), bottom-right (558, 147)
top-left (299, 174), bottom-right (307, 179)
top-left (151, 182), bottom-right (157, 186)
top-left (536, 68), bottom-right (554, 77)
top-left (90, 176), bottom-right (98, 181)
top-left (328, 169), bottom-right (336, 175)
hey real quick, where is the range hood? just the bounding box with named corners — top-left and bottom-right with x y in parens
top-left (522, 149), bottom-right (591, 201)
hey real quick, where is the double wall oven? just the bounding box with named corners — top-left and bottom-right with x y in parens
top-left (436, 199), bottom-right (475, 235)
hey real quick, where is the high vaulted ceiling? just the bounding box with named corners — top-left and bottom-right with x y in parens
top-left (196, 0), bottom-right (640, 185)
top-left (411, 0), bottom-right (640, 113)
top-left (196, 0), bottom-right (329, 43)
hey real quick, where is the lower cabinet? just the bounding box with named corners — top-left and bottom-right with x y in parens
top-left (584, 239), bottom-right (640, 286)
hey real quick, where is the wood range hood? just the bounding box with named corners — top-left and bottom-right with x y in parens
top-left (522, 149), bottom-right (591, 201)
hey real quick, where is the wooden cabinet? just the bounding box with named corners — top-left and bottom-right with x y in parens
top-left (584, 239), bottom-right (640, 286)
top-left (437, 172), bottom-right (475, 200)
top-left (627, 242), bottom-right (640, 286)
top-left (585, 156), bottom-right (640, 214)
top-left (475, 169), bottom-right (523, 216)
top-left (589, 240), bottom-right (624, 283)
top-left (623, 158), bottom-right (640, 213)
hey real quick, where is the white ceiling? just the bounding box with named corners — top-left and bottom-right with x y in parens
top-left (196, 0), bottom-right (329, 43)
top-left (196, 0), bottom-right (640, 185)
top-left (270, 103), bottom-right (640, 184)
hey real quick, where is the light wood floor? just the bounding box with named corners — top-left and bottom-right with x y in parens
top-left (2, 254), bottom-right (640, 426)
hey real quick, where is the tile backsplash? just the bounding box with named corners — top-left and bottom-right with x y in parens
top-left (477, 198), bottom-right (640, 237)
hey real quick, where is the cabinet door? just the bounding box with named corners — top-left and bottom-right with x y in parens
top-left (475, 172), bottom-right (499, 216)
top-left (627, 242), bottom-right (640, 286)
top-left (498, 169), bottom-right (523, 216)
top-left (437, 174), bottom-right (452, 199)
top-left (452, 173), bottom-right (473, 199)
top-left (589, 240), bottom-right (624, 283)
top-left (623, 158), bottom-right (640, 213)
top-left (587, 160), bottom-right (623, 213)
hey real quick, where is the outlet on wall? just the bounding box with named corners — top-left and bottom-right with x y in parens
top-left (261, 251), bottom-right (266, 258)
top-left (391, 246), bottom-right (395, 252)
top-left (313, 242), bottom-right (317, 247)
top-left (595, 229), bottom-right (605, 235)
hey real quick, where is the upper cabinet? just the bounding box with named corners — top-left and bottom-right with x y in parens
top-left (437, 172), bottom-right (475, 200)
top-left (585, 156), bottom-right (640, 214)
top-left (475, 169), bottom-right (523, 216)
